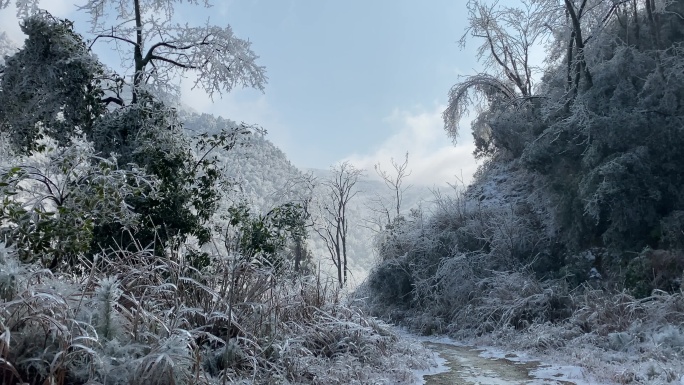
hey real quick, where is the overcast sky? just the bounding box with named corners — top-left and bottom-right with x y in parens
top-left (1, 0), bottom-right (483, 186)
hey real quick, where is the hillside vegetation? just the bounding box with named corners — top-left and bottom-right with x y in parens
top-left (362, 1), bottom-right (684, 383)
top-left (0, 7), bottom-right (431, 385)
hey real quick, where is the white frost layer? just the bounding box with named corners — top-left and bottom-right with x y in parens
top-left (411, 351), bottom-right (449, 385)
top-left (407, 332), bottom-right (611, 385)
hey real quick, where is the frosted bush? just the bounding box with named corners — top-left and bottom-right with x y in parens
top-left (653, 325), bottom-right (684, 352)
top-left (426, 252), bottom-right (478, 315)
top-left (0, 241), bottom-right (15, 263)
top-left (131, 333), bottom-right (195, 385)
top-left (607, 332), bottom-right (635, 352)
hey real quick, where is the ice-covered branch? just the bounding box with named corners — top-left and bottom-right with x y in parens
top-left (139, 23), bottom-right (266, 98)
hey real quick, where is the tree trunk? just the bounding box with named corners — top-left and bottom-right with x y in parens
top-left (132, 0), bottom-right (144, 104)
top-left (294, 239), bottom-right (302, 272)
top-left (342, 218), bottom-right (348, 286)
top-left (565, 0), bottom-right (593, 92)
top-left (632, 0), bottom-right (640, 48)
top-left (335, 219), bottom-right (342, 286)
top-left (645, 0), bottom-right (661, 48)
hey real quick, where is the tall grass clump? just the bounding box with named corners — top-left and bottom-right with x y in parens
top-left (0, 238), bottom-right (432, 385)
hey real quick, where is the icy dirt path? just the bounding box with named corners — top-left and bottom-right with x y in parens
top-left (420, 341), bottom-right (575, 385)
top-left (410, 335), bottom-right (603, 385)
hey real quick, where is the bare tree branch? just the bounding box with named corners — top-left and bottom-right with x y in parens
top-left (313, 162), bottom-right (363, 287)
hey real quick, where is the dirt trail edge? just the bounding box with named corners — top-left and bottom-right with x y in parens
top-left (421, 341), bottom-right (584, 385)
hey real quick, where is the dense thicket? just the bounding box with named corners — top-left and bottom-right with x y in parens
top-left (364, 0), bottom-right (684, 338)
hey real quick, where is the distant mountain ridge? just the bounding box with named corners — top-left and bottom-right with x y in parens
top-left (180, 109), bottom-right (435, 283)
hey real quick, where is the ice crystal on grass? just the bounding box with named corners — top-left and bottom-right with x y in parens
top-left (0, 240), bottom-right (432, 384)
top-left (93, 276), bottom-right (124, 342)
top-left (0, 245), bottom-right (24, 301)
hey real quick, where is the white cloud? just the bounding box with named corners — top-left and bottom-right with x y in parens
top-left (343, 105), bottom-right (480, 187)
top-left (179, 77), bottom-right (296, 156)
top-left (179, 77), bottom-right (280, 129)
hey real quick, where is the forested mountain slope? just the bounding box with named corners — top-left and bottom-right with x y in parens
top-left (182, 112), bottom-right (439, 283)
top-left (181, 112), bottom-right (309, 212)
top-left (362, 1), bottom-right (684, 383)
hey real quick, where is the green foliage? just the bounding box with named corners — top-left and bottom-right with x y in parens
top-left (89, 89), bottom-right (242, 256)
top-left (226, 202), bottom-right (309, 272)
top-left (0, 140), bottom-right (153, 269)
top-left (624, 248), bottom-right (684, 298)
top-left (0, 12), bottom-right (244, 258)
top-left (660, 210), bottom-right (684, 249)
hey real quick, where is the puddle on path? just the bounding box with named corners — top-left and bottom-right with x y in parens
top-left (422, 341), bottom-right (578, 385)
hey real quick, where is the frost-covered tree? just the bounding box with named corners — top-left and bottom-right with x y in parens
top-left (90, 98), bottom-right (236, 255)
top-left (460, 0), bottom-right (555, 98)
top-left (371, 152), bottom-right (412, 227)
top-left (314, 162), bottom-right (363, 286)
top-left (443, 0), bottom-right (684, 265)
top-left (0, 14), bottom-right (106, 153)
top-left (0, 137), bottom-right (154, 268)
top-left (520, 0), bottom-right (684, 252)
top-left (2, 0), bottom-right (267, 103)
top-left (86, 0), bottom-right (266, 102)
top-left (444, 0), bottom-right (639, 156)
top-left (444, 0), bottom-right (555, 156)
top-left (0, 10), bottom-right (262, 258)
